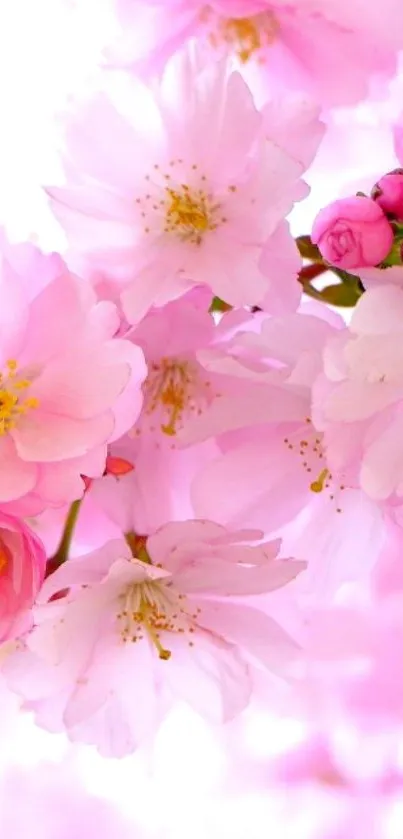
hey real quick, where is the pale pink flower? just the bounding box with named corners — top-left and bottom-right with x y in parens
top-left (0, 512), bottom-right (45, 642)
top-left (168, 305), bottom-right (389, 614)
top-left (83, 291), bottom-right (234, 534)
top-left (108, 0), bottom-right (403, 107)
top-left (312, 196), bottom-right (394, 270)
top-left (0, 239), bottom-right (146, 510)
top-left (46, 51), bottom-right (314, 321)
top-left (313, 284), bottom-right (403, 503)
top-left (176, 305), bottom-right (348, 531)
top-left (4, 522), bottom-right (305, 756)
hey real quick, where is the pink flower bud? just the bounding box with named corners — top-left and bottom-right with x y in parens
top-left (311, 196), bottom-right (394, 270)
top-left (372, 169), bottom-right (403, 220)
top-left (0, 513), bottom-right (46, 642)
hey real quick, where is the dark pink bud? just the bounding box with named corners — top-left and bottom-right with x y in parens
top-left (312, 196), bottom-right (394, 270)
top-left (372, 169), bottom-right (403, 220)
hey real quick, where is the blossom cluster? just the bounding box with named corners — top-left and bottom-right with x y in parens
top-left (3, 0), bottom-right (403, 835)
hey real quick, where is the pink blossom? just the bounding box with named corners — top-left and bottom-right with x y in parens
top-left (162, 305), bottom-right (389, 614)
top-left (46, 51), bottom-right (314, 321)
top-left (0, 239), bottom-right (146, 510)
top-left (176, 306), bottom-right (347, 532)
top-left (84, 291), bottom-right (234, 534)
top-left (108, 0), bottom-right (403, 107)
top-left (313, 284), bottom-right (403, 503)
top-left (4, 522), bottom-right (305, 756)
top-left (311, 196), bottom-right (394, 270)
top-left (372, 169), bottom-right (403, 220)
top-left (0, 512), bottom-right (45, 642)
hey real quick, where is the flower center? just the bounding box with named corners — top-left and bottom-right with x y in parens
top-left (210, 12), bottom-right (279, 63)
top-left (284, 423), bottom-right (346, 512)
top-left (0, 360), bottom-right (39, 436)
top-left (137, 160), bottom-right (227, 245)
top-left (164, 185), bottom-right (219, 244)
top-left (139, 357), bottom-right (212, 437)
top-left (117, 578), bottom-right (200, 660)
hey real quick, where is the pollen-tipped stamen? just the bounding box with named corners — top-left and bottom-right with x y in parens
top-left (310, 468), bottom-right (330, 493)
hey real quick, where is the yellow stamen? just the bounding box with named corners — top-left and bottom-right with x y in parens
top-left (164, 186), bottom-right (219, 244)
top-left (217, 13), bottom-right (279, 63)
top-left (0, 359), bottom-right (38, 436)
top-left (310, 469), bottom-right (329, 493)
top-left (141, 608), bottom-right (172, 661)
top-left (118, 578), bottom-right (201, 660)
top-left (145, 359), bottom-right (196, 436)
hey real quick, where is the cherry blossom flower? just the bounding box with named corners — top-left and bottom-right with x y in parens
top-left (87, 292), bottom-right (248, 534)
top-left (108, 0), bottom-right (403, 107)
top-left (87, 292), bottom-right (223, 534)
top-left (176, 305), bottom-right (348, 533)
top-left (312, 284), bottom-right (403, 504)
top-left (158, 303), bottom-right (389, 619)
top-left (4, 522), bottom-right (305, 756)
top-left (0, 239), bottom-right (146, 511)
top-left (46, 50), bottom-right (317, 321)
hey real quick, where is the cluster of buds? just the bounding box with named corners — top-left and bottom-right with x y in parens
top-left (311, 170), bottom-right (403, 272)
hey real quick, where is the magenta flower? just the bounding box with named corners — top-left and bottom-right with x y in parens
top-left (312, 197), bottom-right (394, 270)
top-left (4, 522), bottom-right (305, 756)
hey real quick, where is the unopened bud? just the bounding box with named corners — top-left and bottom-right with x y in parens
top-left (372, 169), bottom-right (403, 220)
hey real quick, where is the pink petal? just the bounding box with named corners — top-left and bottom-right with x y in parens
top-left (0, 437), bottom-right (38, 501)
top-left (191, 437), bottom-right (309, 531)
top-left (351, 284), bottom-right (403, 335)
top-left (162, 629), bottom-right (252, 723)
top-left (197, 601), bottom-right (300, 676)
top-left (13, 411), bottom-right (115, 461)
top-left (32, 346), bottom-right (132, 420)
top-left (18, 272), bottom-right (89, 368)
top-left (361, 417), bottom-right (403, 499)
top-left (177, 556), bottom-right (306, 595)
top-left (259, 222), bottom-right (302, 314)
